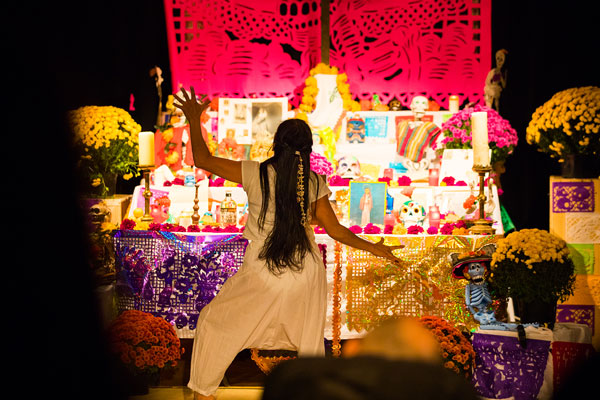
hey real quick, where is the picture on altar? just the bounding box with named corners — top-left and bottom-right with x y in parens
top-left (218, 97), bottom-right (288, 146)
top-left (348, 181), bottom-right (387, 226)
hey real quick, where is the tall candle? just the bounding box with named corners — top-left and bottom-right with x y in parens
top-left (139, 131), bottom-right (155, 166)
top-left (471, 111), bottom-right (490, 166)
top-left (449, 95), bottom-right (459, 113)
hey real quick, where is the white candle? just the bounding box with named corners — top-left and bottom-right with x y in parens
top-left (449, 95), bottom-right (459, 113)
top-left (471, 111), bottom-right (490, 166)
top-left (139, 131), bottom-right (155, 166)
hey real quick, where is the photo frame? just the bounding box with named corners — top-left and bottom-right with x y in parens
top-left (218, 97), bottom-right (288, 145)
top-left (348, 181), bottom-right (387, 226)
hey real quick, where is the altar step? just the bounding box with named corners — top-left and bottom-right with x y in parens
top-left (130, 386), bottom-right (263, 400)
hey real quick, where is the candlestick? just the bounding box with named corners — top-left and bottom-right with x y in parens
top-left (471, 111), bottom-right (490, 167)
top-left (139, 131), bottom-right (155, 167)
top-left (192, 183), bottom-right (201, 225)
top-left (139, 165), bottom-right (155, 223)
top-left (469, 165), bottom-right (495, 235)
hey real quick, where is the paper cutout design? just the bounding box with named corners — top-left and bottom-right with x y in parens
top-left (164, 1), bottom-right (490, 107)
top-left (472, 333), bottom-right (550, 400)
top-left (556, 304), bottom-right (595, 334)
top-left (552, 181), bottom-right (595, 213)
top-left (567, 244), bottom-right (595, 274)
top-left (564, 214), bottom-right (600, 244)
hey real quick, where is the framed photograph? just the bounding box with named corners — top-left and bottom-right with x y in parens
top-left (218, 97), bottom-right (288, 145)
top-left (348, 181), bottom-right (387, 226)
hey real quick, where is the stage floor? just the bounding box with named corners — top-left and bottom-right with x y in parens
top-left (130, 386), bottom-right (263, 400)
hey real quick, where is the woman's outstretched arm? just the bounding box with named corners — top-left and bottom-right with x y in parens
top-left (312, 195), bottom-right (404, 266)
top-left (173, 87), bottom-right (242, 184)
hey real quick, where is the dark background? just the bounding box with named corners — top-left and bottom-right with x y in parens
top-left (9, 1), bottom-right (597, 398)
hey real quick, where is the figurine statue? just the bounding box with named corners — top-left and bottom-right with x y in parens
top-left (449, 244), bottom-right (535, 331)
top-left (484, 49), bottom-right (508, 112)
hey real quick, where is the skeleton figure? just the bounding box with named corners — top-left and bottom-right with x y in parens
top-left (449, 244), bottom-right (503, 328)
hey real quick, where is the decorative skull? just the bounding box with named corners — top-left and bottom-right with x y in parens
top-left (409, 95), bottom-right (429, 121)
top-left (336, 155), bottom-right (361, 179)
top-left (89, 201), bottom-right (111, 228)
top-left (399, 200), bottom-right (426, 226)
top-left (388, 99), bottom-right (402, 111)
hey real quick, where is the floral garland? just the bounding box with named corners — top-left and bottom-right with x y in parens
top-left (68, 105), bottom-right (141, 195)
top-left (526, 86), bottom-right (600, 159)
top-left (119, 218), bottom-right (243, 233)
top-left (434, 104), bottom-right (518, 164)
top-left (419, 316), bottom-right (476, 378)
top-left (298, 63), bottom-right (361, 115)
top-left (107, 310), bottom-right (184, 375)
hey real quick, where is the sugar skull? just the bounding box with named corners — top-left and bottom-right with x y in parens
top-left (336, 155), bottom-right (361, 179)
top-left (399, 200), bottom-right (426, 226)
top-left (409, 95), bottom-right (429, 121)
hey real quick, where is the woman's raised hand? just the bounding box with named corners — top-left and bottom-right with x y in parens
top-left (173, 86), bottom-right (211, 123)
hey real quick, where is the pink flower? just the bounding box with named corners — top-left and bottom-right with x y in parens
top-left (172, 177), bottom-right (185, 186)
top-left (455, 180), bottom-right (467, 186)
top-left (441, 176), bottom-right (455, 186)
top-left (407, 225), bottom-right (424, 234)
top-left (397, 175), bottom-right (412, 186)
top-left (378, 176), bottom-right (392, 184)
top-left (149, 223), bottom-right (162, 231)
top-left (222, 225), bottom-right (240, 233)
top-left (440, 223), bottom-right (455, 235)
top-left (349, 225), bottom-right (363, 233)
top-left (209, 177), bottom-right (225, 187)
top-left (454, 220), bottom-right (467, 229)
top-left (427, 226), bottom-right (439, 234)
top-left (363, 223), bottom-right (381, 234)
top-left (187, 224), bottom-right (201, 232)
top-left (384, 225), bottom-right (394, 234)
top-left (328, 175), bottom-right (350, 186)
top-left (314, 226), bottom-right (326, 234)
top-left (120, 219), bottom-right (136, 230)
top-left (163, 181), bottom-right (173, 186)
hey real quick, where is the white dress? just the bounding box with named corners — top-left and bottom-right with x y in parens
top-left (188, 160), bottom-right (332, 396)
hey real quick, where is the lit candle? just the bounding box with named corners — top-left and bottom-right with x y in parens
top-left (428, 168), bottom-right (439, 186)
top-left (428, 205), bottom-right (441, 229)
top-left (471, 111), bottom-right (490, 167)
top-left (139, 131), bottom-right (155, 166)
top-left (449, 95), bottom-right (459, 113)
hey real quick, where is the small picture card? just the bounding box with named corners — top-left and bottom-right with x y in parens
top-left (348, 181), bottom-right (387, 226)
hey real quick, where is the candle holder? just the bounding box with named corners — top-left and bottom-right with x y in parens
top-left (469, 164), bottom-right (495, 235)
top-left (139, 165), bottom-right (155, 223)
top-left (192, 182), bottom-right (201, 225)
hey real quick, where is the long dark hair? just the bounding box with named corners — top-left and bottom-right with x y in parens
top-left (257, 118), bottom-right (319, 274)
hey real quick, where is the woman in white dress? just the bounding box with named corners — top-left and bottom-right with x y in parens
top-left (174, 87), bottom-right (404, 400)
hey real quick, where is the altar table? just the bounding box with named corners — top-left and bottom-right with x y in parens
top-left (113, 230), bottom-right (500, 348)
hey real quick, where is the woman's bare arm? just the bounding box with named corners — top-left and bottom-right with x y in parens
top-left (312, 195), bottom-right (404, 265)
top-left (173, 87), bottom-right (242, 184)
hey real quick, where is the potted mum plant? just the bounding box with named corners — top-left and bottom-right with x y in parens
top-left (68, 105), bottom-right (142, 197)
top-left (107, 310), bottom-right (184, 395)
top-left (419, 316), bottom-right (476, 379)
top-left (434, 104), bottom-right (519, 173)
top-left (526, 86), bottom-right (600, 178)
top-left (488, 229), bottom-right (576, 327)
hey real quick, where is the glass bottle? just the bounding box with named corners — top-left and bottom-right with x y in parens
top-left (220, 191), bottom-right (237, 226)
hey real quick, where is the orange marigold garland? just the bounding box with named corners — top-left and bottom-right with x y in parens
top-left (107, 310), bottom-right (184, 375)
top-left (419, 315), bottom-right (476, 379)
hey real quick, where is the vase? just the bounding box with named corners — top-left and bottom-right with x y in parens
top-left (103, 172), bottom-right (118, 197)
top-left (112, 359), bottom-right (159, 396)
top-left (561, 154), bottom-right (600, 179)
top-left (514, 299), bottom-right (557, 329)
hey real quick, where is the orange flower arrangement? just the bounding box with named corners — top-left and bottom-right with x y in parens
top-left (107, 310), bottom-right (184, 375)
top-left (419, 316), bottom-right (476, 378)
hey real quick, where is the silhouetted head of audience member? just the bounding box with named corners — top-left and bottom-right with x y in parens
top-left (262, 317), bottom-right (480, 400)
top-left (341, 316), bottom-right (443, 363)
